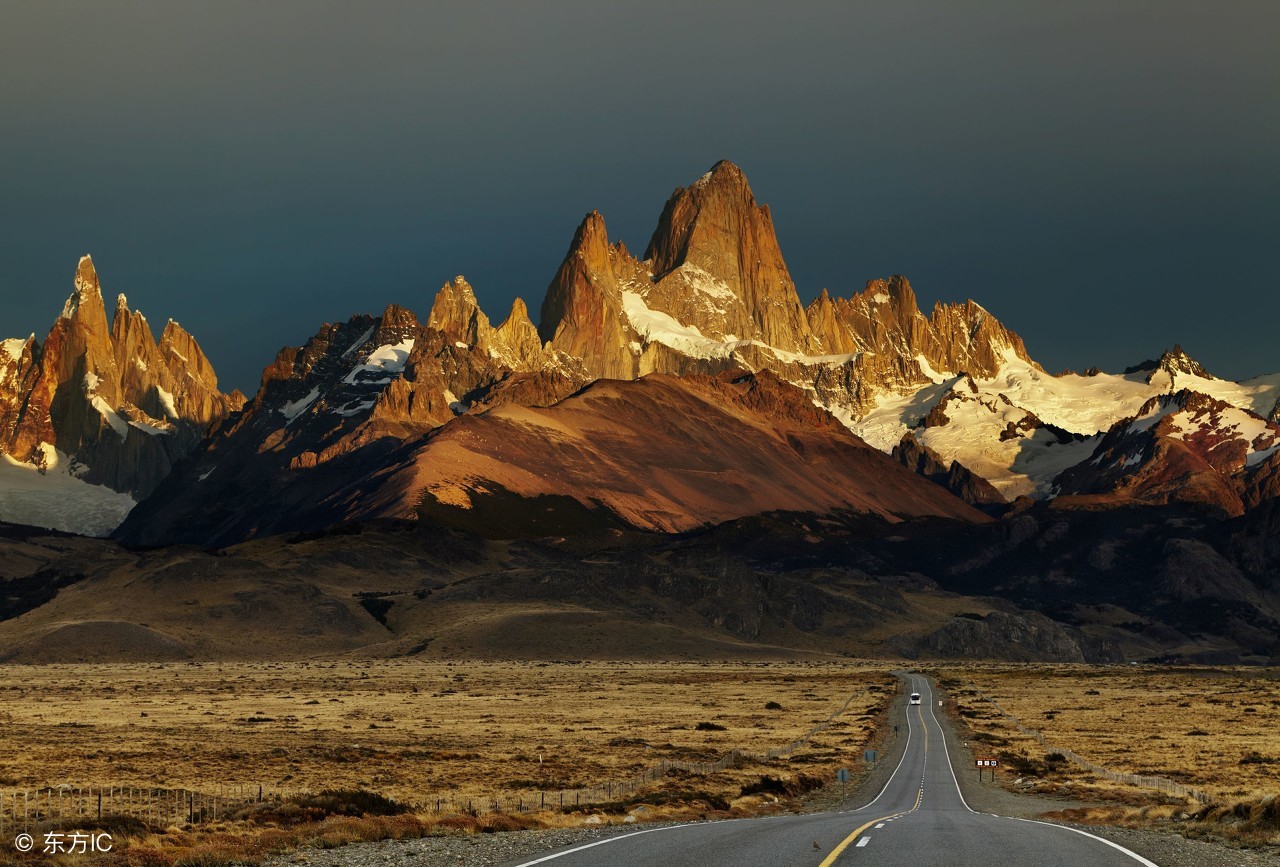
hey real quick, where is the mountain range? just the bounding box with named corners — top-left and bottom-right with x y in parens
top-left (2, 161), bottom-right (1278, 664)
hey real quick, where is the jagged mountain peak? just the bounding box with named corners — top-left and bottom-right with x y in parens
top-left (537, 208), bottom-right (641, 378)
top-left (1154, 344), bottom-right (1213, 381)
top-left (640, 161), bottom-right (813, 353)
top-left (505, 296), bottom-right (531, 321)
top-left (1124, 345), bottom-right (1215, 387)
top-left (428, 276), bottom-right (490, 345)
top-left (557, 210), bottom-right (616, 278)
top-left (644, 159), bottom-right (773, 277)
top-left (861, 275), bottom-right (919, 309)
top-left (1, 256), bottom-right (241, 521)
top-left (690, 158), bottom-right (747, 189)
top-left (159, 317), bottom-right (189, 341)
top-left (60, 254), bottom-right (109, 327)
top-left (578, 209), bottom-right (608, 242)
top-left (74, 254), bottom-right (99, 293)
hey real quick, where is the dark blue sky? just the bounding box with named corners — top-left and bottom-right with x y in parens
top-left (2, 2), bottom-right (1276, 393)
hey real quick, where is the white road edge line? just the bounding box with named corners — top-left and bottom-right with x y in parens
top-left (848, 672), bottom-right (917, 812)
top-left (922, 675), bottom-right (1163, 867)
top-left (920, 674), bottom-right (974, 813)
top-left (508, 823), bottom-right (714, 866)
top-left (1009, 818), bottom-right (1161, 867)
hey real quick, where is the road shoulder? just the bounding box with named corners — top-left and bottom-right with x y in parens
top-left (929, 675), bottom-right (1275, 867)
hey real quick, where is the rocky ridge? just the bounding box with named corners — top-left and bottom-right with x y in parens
top-left (12, 162), bottom-right (1280, 541)
top-left (1054, 389), bottom-right (1280, 516)
top-left (0, 256), bottom-right (242, 509)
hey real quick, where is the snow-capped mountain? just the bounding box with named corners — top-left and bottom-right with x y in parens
top-left (0, 256), bottom-right (243, 534)
top-left (113, 290), bottom-right (587, 546)
top-left (1054, 388), bottom-right (1280, 516)
top-left (852, 346), bottom-right (1280, 500)
top-left (13, 162), bottom-right (1280, 542)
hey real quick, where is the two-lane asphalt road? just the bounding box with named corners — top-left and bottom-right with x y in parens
top-left (504, 675), bottom-right (1158, 867)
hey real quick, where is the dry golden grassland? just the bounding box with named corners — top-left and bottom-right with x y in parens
top-left (934, 664), bottom-right (1280, 846)
top-left (0, 661), bottom-right (892, 802)
top-left (0, 661), bottom-right (894, 864)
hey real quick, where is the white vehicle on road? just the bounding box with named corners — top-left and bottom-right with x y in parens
top-left (910, 692), bottom-right (922, 705)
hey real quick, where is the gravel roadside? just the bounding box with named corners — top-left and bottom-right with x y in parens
top-left (267, 822), bottom-right (698, 867)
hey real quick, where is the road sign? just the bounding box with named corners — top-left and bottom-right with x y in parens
top-left (863, 750), bottom-right (877, 764)
top-left (974, 759), bottom-right (1000, 767)
top-left (836, 768), bottom-right (851, 782)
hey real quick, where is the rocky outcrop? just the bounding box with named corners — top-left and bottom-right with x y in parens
top-left (910, 610), bottom-right (1122, 663)
top-left (892, 434), bottom-right (1005, 510)
top-left (0, 256), bottom-right (242, 498)
top-left (1147, 345), bottom-right (1214, 387)
top-left (427, 276), bottom-right (492, 347)
top-left (490, 298), bottom-right (544, 369)
top-left (0, 335), bottom-right (38, 450)
top-left (805, 275), bottom-right (1037, 380)
top-left (429, 277), bottom-right (545, 370)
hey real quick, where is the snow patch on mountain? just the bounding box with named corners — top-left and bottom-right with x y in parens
top-left (342, 325), bottom-right (376, 358)
top-left (280, 387), bottom-right (321, 422)
top-left (128, 418), bottom-right (169, 437)
top-left (0, 449), bottom-right (135, 537)
top-left (842, 347), bottom-right (1280, 501)
top-left (1166, 404), bottom-right (1279, 466)
top-left (973, 353), bottom-right (1152, 434)
top-left (914, 392), bottom-right (1099, 499)
top-left (678, 263), bottom-right (738, 302)
top-left (621, 291), bottom-right (733, 360)
top-left (156, 386), bottom-right (178, 419)
top-left (342, 340), bottom-right (415, 385)
top-left (1182, 372), bottom-right (1280, 419)
top-left (915, 355), bottom-right (947, 384)
top-left (849, 376), bottom-right (966, 452)
top-left (332, 399), bottom-right (375, 418)
top-left (81, 373), bottom-right (128, 439)
top-left (2, 337), bottom-right (29, 362)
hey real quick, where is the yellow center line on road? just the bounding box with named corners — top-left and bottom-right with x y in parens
top-left (816, 812), bottom-right (903, 867)
top-left (820, 687), bottom-right (932, 865)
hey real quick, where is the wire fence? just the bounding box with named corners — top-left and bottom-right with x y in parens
top-left (968, 684), bottom-right (1212, 805)
top-left (1, 685), bottom-right (879, 828)
top-left (0, 784), bottom-right (287, 834)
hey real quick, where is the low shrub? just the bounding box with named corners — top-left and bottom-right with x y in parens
top-left (738, 774), bottom-right (824, 798)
